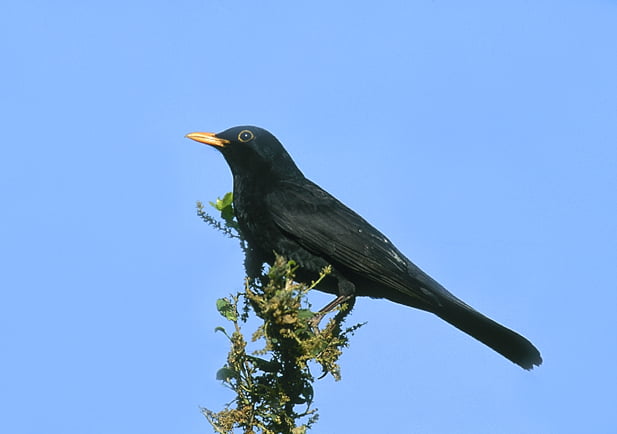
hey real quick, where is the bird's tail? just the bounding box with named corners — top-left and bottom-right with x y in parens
top-left (434, 296), bottom-right (542, 370)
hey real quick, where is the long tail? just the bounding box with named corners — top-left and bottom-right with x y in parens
top-left (434, 296), bottom-right (542, 370)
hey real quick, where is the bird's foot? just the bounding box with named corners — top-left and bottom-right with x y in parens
top-left (309, 294), bottom-right (354, 332)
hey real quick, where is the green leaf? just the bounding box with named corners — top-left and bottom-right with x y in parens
top-left (220, 192), bottom-right (233, 207)
top-left (216, 298), bottom-right (238, 321)
top-left (216, 367), bottom-right (237, 381)
top-left (298, 309), bottom-right (315, 320)
top-left (246, 355), bottom-right (280, 372)
top-left (300, 383), bottom-right (314, 405)
top-left (221, 205), bottom-right (235, 222)
top-left (208, 192), bottom-right (238, 230)
top-left (210, 192), bottom-right (233, 211)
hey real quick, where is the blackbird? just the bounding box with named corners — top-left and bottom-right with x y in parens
top-left (186, 126), bottom-right (542, 370)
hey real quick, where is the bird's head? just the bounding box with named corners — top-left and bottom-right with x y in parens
top-left (186, 126), bottom-right (303, 181)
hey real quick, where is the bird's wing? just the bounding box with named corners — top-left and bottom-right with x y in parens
top-left (265, 180), bottom-right (449, 306)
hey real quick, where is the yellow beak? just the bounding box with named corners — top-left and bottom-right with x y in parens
top-left (185, 132), bottom-right (230, 148)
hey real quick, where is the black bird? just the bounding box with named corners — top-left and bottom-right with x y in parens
top-left (186, 126), bottom-right (542, 370)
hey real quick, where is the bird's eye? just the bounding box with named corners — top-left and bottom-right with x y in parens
top-left (238, 130), bottom-right (254, 143)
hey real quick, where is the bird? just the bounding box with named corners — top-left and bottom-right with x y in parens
top-left (186, 126), bottom-right (542, 370)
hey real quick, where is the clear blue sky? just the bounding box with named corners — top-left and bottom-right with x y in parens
top-left (2, 1), bottom-right (616, 433)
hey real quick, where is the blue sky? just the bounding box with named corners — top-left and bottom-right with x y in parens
top-left (2, 1), bottom-right (616, 433)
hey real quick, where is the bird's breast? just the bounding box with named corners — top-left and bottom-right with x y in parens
top-left (233, 179), bottom-right (280, 249)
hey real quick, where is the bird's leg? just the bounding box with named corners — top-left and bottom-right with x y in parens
top-left (309, 294), bottom-right (354, 330)
top-left (310, 277), bottom-right (356, 329)
top-left (320, 294), bottom-right (354, 315)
